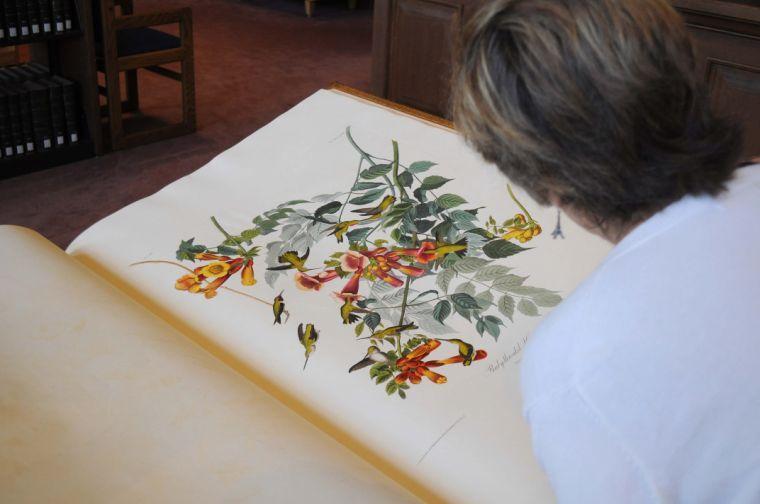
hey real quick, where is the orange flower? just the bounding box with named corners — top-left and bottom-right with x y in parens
top-left (394, 339), bottom-right (487, 386)
top-left (360, 247), bottom-right (425, 287)
top-left (241, 259), bottom-right (255, 286)
top-left (294, 270), bottom-right (339, 291)
top-left (174, 256), bottom-right (246, 299)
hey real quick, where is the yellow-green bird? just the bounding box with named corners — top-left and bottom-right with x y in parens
top-left (348, 346), bottom-right (389, 373)
top-left (440, 338), bottom-right (475, 366)
top-left (369, 323), bottom-right (418, 340)
top-left (268, 248), bottom-right (310, 272)
top-left (298, 323), bottom-right (319, 370)
top-left (340, 299), bottom-right (370, 325)
top-left (329, 220), bottom-right (360, 243)
top-left (354, 195), bottom-right (396, 219)
top-left (272, 291), bottom-right (285, 325)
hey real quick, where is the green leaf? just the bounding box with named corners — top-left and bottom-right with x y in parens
top-left (240, 228), bottom-right (261, 242)
top-left (452, 257), bottom-right (491, 274)
top-left (432, 300), bottom-right (452, 324)
top-left (346, 227), bottom-right (373, 242)
top-left (364, 312), bottom-right (381, 331)
top-left (354, 322), bottom-right (365, 336)
top-left (454, 281), bottom-right (476, 297)
top-left (352, 181), bottom-right (384, 191)
top-left (408, 161), bottom-right (436, 174)
top-left (314, 201), bottom-right (342, 219)
top-left (492, 275), bottom-right (528, 292)
top-left (475, 290), bottom-right (494, 309)
top-left (436, 268), bottom-right (456, 293)
top-left (436, 193), bottom-right (467, 209)
top-left (451, 292), bottom-right (480, 310)
top-left (482, 239), bottom-right (530, 259)
top-left (398, 389), bottom-right (407, 399)
top-left (280, 199), bottom-right (310, 206)
top-left (216, 245), bottom-right (238, 256)
top-left (413, 219), bottom-right (435, 234)
top-left (482, 315), bottom-right (502, 340)
top-left (350, 188), bottom-right (387, 205)
top-left (420, 175), bottom-right (452, 191)
top-left (473, 265), bottom-right (513, 282)
top-left (498, 295), bottom-right (515, 321)
top-left (398, 171), bottom-right (413, 188)
top-left (176, 238), bottom-right (207, 262)
top-left (360, 163), bottom-right (392, 179)
top-left (476, 318), bottom-right (486, 336)
top-left (385, 381), bottom-right (398, 395)
top-left (450, 209), bottom-right (478, 230)
top-left (517, 298), bottom-right (539, 316)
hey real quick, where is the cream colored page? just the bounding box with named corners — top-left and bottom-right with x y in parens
top-left (67, 90), bottom-right (613, 503)
top-left (0, 226), bottom-right (418, 504)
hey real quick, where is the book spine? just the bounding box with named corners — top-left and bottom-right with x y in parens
top-left (27, 0), bottom-right (40, 35)
top-left (29, 86), bottom-right (52, 151)
top-left (15, 0), bottom-right (30, 38)
top-left (0, 94), bottom-right (10, 158)
top-left (39, 0), bottom-right (52, 33)
top-left (5, 0), bottom-right (19, 39)
top-left (46, 81), bottom-right (66, 147)
top-left (58, 80), bottom-right (79, 144)
top-left (0, 3), bottom-right (6, 40)
top-left (61, 0), bottom-right (72, 30)
top-left (51, 0), bottom-right (64, 33)
top-left (7, 90), bottom-right (26, 155)
top-left (18, 88), bottom-right (35, 153)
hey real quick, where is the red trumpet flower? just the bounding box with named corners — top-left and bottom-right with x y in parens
top-left (360, 247), bottom-right (425, 287)
top-left (394, 339), bottom-right (487, 385)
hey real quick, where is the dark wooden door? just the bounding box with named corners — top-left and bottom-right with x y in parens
top-left (371, 0), bottom-right (484, 118)
top-left (674, 0), bottom-right (760, 157)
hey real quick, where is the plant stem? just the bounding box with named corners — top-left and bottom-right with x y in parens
top-left (211, 216), bottom-right (248, 256)
top-left (391, 140), bottom-right (408, 200)
top-left (396, 276), bottom-right (412, 354)
top-left (507, 184), bottom-right (535, 223)
top-left (338, 157), bottom-right (363, 222)
top-left (345, 126), bottom-right (395, 198)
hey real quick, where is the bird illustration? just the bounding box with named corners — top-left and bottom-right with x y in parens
top-left (329, 220), bottom-right (360, 243)
top-left (298, 323), bottom-right (319, 370)
top-left (353, 195), bottom-right (396, 219)
top-left (272, 291), bottom-right (285, 325)
top-left (369, 323), bottom-right (418, 340)
top-left (440, 338), bottom-right (475, 366)
top-left (339, 299), bottom-right (371, 325)
top-left (348, 346), bottom-right (389, 373)
top-left (267, 248), bottom-right (310, 272)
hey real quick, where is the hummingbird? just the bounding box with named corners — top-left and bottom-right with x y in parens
top-left (348, 346), bottom-right (389, 373)
top-left (297, 323), bottom-right (319, 370)
top-left (339, 299), bottom-right (371, 325)
top-left (369, 323), bottom-right (418, 340)
top-left (353, 195), bottom-right (396, 219)
top-left (267, 248), bottom-right (310, 272)
top-left (440, 338), bottom-right (475, 366)
top-left (329, 220), bottom-right (360, 243)
top-left (272, 291), bottom-right (285, 325)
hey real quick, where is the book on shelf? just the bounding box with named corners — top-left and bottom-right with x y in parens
top-left (61, 0), bottom-right (73, 30)
top-left (51, 0), bottom-right (64, 33)
top-left (26, 0), bottom-right (40, 35)
top-left (38, 0), bottom-right (52, 33)
top-left (0, 3), bottom-right (6, 40)
top-left (0, 63), bottom-right (82, 160)
top-left (15, 0), bottom-right (30, 37)
top-left (1, 88), bottom-right (614, 502)
top-left (4, 0), bottom-right (19, 39)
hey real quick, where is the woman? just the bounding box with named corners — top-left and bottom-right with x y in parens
top-left (453, 0), bottom-right (759, 502)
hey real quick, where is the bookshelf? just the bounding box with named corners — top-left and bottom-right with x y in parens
top-left (0, 0), bottom-right (103, 179)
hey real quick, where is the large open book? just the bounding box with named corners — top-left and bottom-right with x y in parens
top-left (0, 87), bottom-right (611, 503)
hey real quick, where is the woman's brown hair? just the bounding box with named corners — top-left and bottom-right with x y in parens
top-left (453, 0), bottom-right (743, 229)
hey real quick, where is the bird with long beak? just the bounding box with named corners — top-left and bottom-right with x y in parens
top-left (329, 220), bottom-right (360, 243)
top-left (298, 323), bottom-right (319, 370)
top-left (340, 298), bottom-right (370, 325)
top-left (268, 248), bottom-right (310, 272)
top-left (272, 291), bottom-right (285, 325)
top-left (353, 195), bottom-right (396, 219)
top-left (369, 323), bottom-right (418, 340)
top-left (348, 346), bottom-right (389, 373)
top-left (439, 338), bottom-right (475, 366)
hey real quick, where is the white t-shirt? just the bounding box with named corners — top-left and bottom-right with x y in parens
top-left (521, 165), bottom-right (760, 503)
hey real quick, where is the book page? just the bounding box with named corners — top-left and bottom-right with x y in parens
top-left (0, 225), bottom-right (417, 503)
top-left (67, 90), bottom-right (613, 503)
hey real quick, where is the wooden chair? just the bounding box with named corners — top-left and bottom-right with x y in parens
top-left (94, 0), bottom-right (195, 151)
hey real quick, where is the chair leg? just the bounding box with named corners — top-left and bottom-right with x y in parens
top-left (104, 65), bottom-right (124, 150)
top-left (124, 69), bottom-right (140, 113)
top-left (304, 0), bottom-right (315, 17)
top-left (180, 11), bottom-right (196, 133)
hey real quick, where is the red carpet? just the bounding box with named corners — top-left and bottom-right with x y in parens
top-left (0, 0), bottom-right (373, 247)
